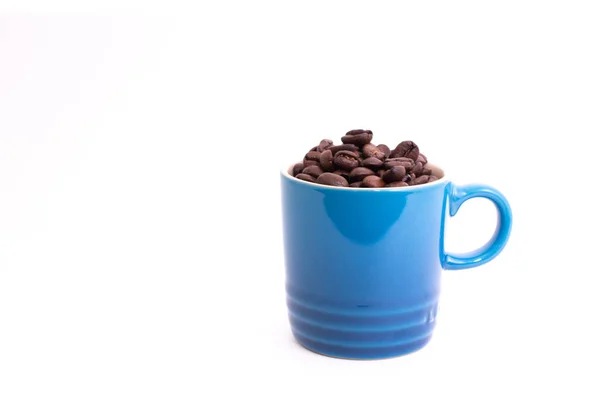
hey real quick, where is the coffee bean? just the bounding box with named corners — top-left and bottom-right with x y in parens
top-left (292, 163), bottom-right (304, 176)
top-left (362, 143), bottom-right (385, 160)
top-left (303, 159), bottom-right (320, 167)
top-left (333, 169), bottom-right (351, 181)
top-left (342, 133), bottom-right (372, 146)
top-left (304, 150), bottom-right (322, 167)
top-left (362, 175), bottom-right (386, 188)
top-left (329, 144), bottom-right (359, 155)
top-left (302, 165), bottom-right (324, 178)
top-left (317, 139), bottom-right (334, 152)
top-left (296, 134), bottom-right (435, 189)
top-left (412, 175), bottom-right (430, 185)
top-left (377, 144), bottom-right (391, 158)
top-left (317, 172), bottom-right (349, 187)
top-left (384, 157), bottom-right (415, 170)
top-left (386, 181), bottom-right (409, 188)
top-left (391, 141), bottom-right (419, 161)
top-left (349, 167), bottom-right (375, 182)
top-left (412, 162), bottom-right (424, 176)
top-left (341, 129), bottom-right (373, 147)
top-left (382, 166), bottom-right (406, 183)
top-left (296, 173), bottom-right (316, 183)
top-left (333, 150), bottom-right (360, 171)
top-left (346, 129), bottom-right (373, 136)
top-left (361, 157), bottom-right (384, 170)
top-left (319, 150), bottom-right (334, 171)
top-left (403, 173), bottom-right (416, 184)
top-left (306, 151), bottom-right (321, 161)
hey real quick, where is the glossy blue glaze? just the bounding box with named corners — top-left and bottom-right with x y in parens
top-left (443, 184), bottom-right (513, 270)
top-left (281, 169), bottom-right (512, 360)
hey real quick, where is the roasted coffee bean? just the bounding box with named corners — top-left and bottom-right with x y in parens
top-left (319, 150), bottom-right (334, 171)
top-left (317, 139), bottom-right (334, 152)
top-left (349, 167), bottom-right (375, 182)
top-left (341, 133), bottom-right (372, 146)
top-left (377, 144), bottom-right (391, 158)
top-left (412, 175), bottom-right (430, 185)
top-left (296, 133), bottom-right (435, 188)
top-left (403, 173), bottom-right (416, 184)
top-left (303, 159), bottom-right (320, 167)
top-left (329, 144), bottom-right (359, 155)
top-left (412, 162), bottom-right (424, 176)
top-left (361, 143), bottom-right (377, 157)
top-left (361, 157), bottom-right (384, 170)
top-left (333, 150), bottom-right (360, 171)
top-left (362, 143), bottom-right (386, 161)
top-left (386, 181), bottom-right (409, 188)
top-left (384, 157), bottom-right (415, 170)
top-left (341, 129), bottom-right (373, 147)
top-left (292, 163), bottom-right (304, 176)
top-left (382, 166), bottom-right (406, 183)
top-left (391, 140), bottom-right (419, 161)
top-left (296, 173), bottom-right (316, 183)
top-left (302, 165), bottom-right (324, 178)
top-left (305, 151), bottom-right (321, 161)
top-left (333, 169), bottom-right (351, 181)
top-left (346, 129), bottom-right (373, 136)
top-left (362, 175), bottom-right (386, 188)
top-left (317, 172), bottom-right (349, 187)
top-left (303, 150), bottom-right (322, 167)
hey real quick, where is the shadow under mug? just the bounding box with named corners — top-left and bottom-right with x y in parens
top-left (280, 164), bottom-right (512, 360)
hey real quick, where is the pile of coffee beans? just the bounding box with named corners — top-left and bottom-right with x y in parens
top-left (292, 129), bottom-right (439, 188)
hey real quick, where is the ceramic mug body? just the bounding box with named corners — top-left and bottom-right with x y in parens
top-left (280, 164), bottom-right (512, 360)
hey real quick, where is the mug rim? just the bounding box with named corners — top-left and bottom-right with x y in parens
top-left (281, 162), bottom-right (448, 192)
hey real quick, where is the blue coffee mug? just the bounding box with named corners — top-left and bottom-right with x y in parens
top-left (280, 164), bottom-right (512, 360)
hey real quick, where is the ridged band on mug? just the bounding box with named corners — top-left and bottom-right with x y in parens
top-left (286, 284), bottom-right (439, 359)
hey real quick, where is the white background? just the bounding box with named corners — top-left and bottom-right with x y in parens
top-left (1, 2), bottom-right (599, 399)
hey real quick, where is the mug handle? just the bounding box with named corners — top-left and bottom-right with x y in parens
top-left (442, 183), bottom-right (513, 270)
